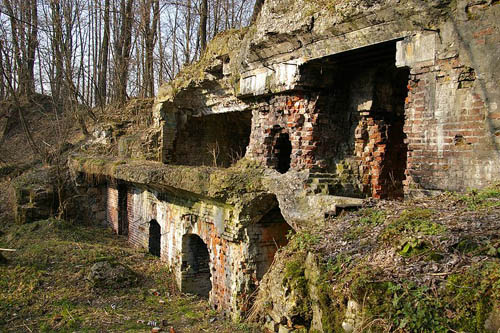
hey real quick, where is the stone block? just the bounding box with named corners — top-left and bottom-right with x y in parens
top-left (396, 33), bottom-right (437, 68)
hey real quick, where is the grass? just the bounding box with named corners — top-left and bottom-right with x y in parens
top-left (0, 218), bottom-right (259, 332)
top-left (457, 183), bottom-right (500, 210)
top-left (381, 208), bottom-right (446, 241)
top-left (345, 208), bottom-right (386, 240)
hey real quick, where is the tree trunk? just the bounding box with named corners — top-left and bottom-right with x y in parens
top-left (200, 0), bottom-right (208, 53)
top-left (96, 0), bottom-right (110, 106)
top-left (113, 0), bottom-right (134, 103)
top-left (250, 0), bottom-right (264, 23)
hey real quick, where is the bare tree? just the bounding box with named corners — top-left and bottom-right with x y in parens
top-left (96, 0), bottom-right (111, 106)
top-left (0, 0), bottom-right (256, 108)
top-left (250, 0), bottom-right (264, 23)
top-left (113, 0), bottom-right (134, 103)
top-left (140, 0), bottom-right (160, 97)
top-left (200, 0), bottom-right (208, 52)
top-left (3, 0), bottom-right (38, 96)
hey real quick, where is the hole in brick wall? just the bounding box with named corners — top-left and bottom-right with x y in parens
top-left (173, 111), bottom-right (252, 168)
top-left (251, 204), bottom-right (294, 281)
top-left (148, 219), bottom-right (161, 257)
top-left (181, 234), bottom-right (212, 297)
top-left (298, 39), bottom-right (409, 198)
top-left (118, 184), bottom-right (128, 235)
top-left (275, 133), bottom-right (292, 173)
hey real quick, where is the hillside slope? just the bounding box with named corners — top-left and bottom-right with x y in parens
top-left (251, 185), bottom-right (500, 332)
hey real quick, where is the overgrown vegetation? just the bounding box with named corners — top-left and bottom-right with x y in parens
top-left (0, 218), bottom-right (258, 332)
top-left (252, 183), bottom-right (500, 332)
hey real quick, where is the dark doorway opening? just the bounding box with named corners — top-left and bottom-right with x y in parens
top-left (118, 184), bottom-right (128, 235)
top-left (373, 65), bottom-right (409, 199)
top-left (181, 234), bottom-right (211, 297)
top-left (275, 133), bottom-right (292, 173)
top-left (252, 205), bottom-right (293, 280)
top-left (298, 39), bottom-right (409, 198)
top-left (148, 219), bottom-right (161, 257)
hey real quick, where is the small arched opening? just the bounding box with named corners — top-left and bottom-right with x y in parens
top-left (252, 205), bottom-right (294, 280)
top-left (148, 219), bottom-right (161, 257)
top-left (181, 234), bottom-right (211, 297)
top-left (275, 133), bottom-right (292, 173)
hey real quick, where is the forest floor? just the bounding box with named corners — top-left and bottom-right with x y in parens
top-left (0, 96), bottom-right (259, 332)
top-left (252, 183), bottom-right (500, 332)
top-left (0, 218), bottom-right (259, 333)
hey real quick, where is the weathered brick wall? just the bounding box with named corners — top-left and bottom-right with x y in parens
top-left (121, 184), bottom-right (269, 318)
top-left (77, 185), bottom-right (107, 225)
top-left (127, 187), bottom-right (149, 249)
top-left (403, 56), bottom-right (499, 193)
top-left (247, 207), bottom-right (292, 281)
top-left (106, 181), bottom-right (119, 233)
top-left (246, 93), bottom-right (322, 171)
top-left (246, 61), bottom-right (409, 198)
top-left (173, 111), bottom-right (252, 167)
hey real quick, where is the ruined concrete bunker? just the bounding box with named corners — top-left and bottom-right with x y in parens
top-left (70, 0), bottom-right (500, 320)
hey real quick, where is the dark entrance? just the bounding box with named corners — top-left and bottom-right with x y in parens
top-left (373, 65), bottom-right (409, 199)
top-left (148, 219), bottom-right (161, 257)
top-left (118, 184), bottom-right (128, 235)
top-left (275, 133), bottom-right (292, 173)
top-left (253, 205), bottom-right (293, 280)
top-left (181, 234), bottom-right (211, 297)
top-left (298, 39), bottom-right (409, 198)
top-left (173, 111), bottom-right (252, 167)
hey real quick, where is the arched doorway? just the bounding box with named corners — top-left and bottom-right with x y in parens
top-left (275, 133), bottom-right (292, 173)
top-left (148, 220), bottom-right (161, 257)
top-left (252, 205), bottom-right (293, 280)
top-left (181, 234), bottom-right (211, 297)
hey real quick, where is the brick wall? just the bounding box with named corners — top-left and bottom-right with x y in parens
top-left (78, 185), bottom-right (107, 225)
top-left (403, 56), bottom-right (499, 193)
top-left (121, 184), bottom-right (273, 318)
top-left (106, 181), bottom-right (119, 233)
top-left (172, 111), bottom-right (252, 167)
top-left (246, 61), bottom-right (409, 198)
top-left (247, 93), bottom-right (322, 171)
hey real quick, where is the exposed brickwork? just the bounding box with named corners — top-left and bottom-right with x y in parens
top-left (403, 56), bottom-right (497, 193)
top-left (173, 111), bottom-right (252, 167)
top-left (106, 181), bottom-right (119, 233)
top-left (355, 115), bottom-right (390, 198)
top-left (247, 93), bottom-right (322, 171)
top-left (247, 61), bottom-right (409, 198)
top-left (81, 185), bottom-right (107, 225)
top-left (103, 183), bottom-right (288, 319)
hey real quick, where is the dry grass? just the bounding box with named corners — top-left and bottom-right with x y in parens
top-left (0, 219), bottom-right (259, 333)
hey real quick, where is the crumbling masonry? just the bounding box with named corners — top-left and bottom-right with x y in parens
top-left (70, 0), bottom-right (500, 320)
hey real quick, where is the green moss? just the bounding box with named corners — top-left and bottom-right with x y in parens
top-left (457, 183), bottom-right (500, 210)
top-left (345, 208), bottom-right (386, 240)
top-left (282, 256), bottom-right (313, 325)
top-left (319, 259), bottom-right (500, 332)
top-left (445, 261), bottom-right (500, 331)
top-left (381, 208), bottom-right (446, 241)
top-left (288, 231), bottom-right (320, 251)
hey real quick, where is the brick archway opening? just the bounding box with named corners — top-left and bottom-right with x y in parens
top-left (148, 219), bottom-right (161, 257)
top-left (275, 133), bottom-right (292, 173)
top-left (181, 234), bottom-right (211, 297)
top-left (251, 205), bottom-right (294, 280)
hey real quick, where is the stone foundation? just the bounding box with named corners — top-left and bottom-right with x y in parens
top-left (90, 177), bottom-right (291, 319)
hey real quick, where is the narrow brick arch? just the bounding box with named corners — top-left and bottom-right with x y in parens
top-left (180, 233), bottom-right (212, 297)
top-left (148, 219), bottom-right (161, 257)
